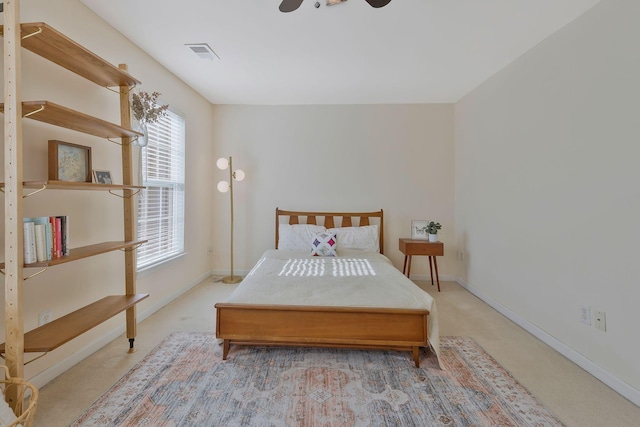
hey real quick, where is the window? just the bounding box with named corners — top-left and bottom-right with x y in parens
top-left (136, 109), bottom-right (185, 270)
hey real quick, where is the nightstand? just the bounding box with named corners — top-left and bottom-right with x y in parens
top-left (399, 238), bottom-right (444, 291)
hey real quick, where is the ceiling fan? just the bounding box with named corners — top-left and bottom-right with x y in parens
top-left (280, 0), bottom-right (393, 13)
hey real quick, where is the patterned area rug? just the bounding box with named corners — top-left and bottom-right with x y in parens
top-left (72, 332), bottom-right (564, 426)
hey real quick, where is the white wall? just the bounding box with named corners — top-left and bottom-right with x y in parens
top-left (455, 0), bottom-right (640, 398)
top-left (211, 104), bottom-right (455, 276)
top-left (0, 0), bottom-right (215, 381)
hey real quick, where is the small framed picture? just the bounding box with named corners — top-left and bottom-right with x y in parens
top-left (48, 140), bottom-right (92, 182)
top-left (411, 220), bottom-right (429, 240)
top-left (93, 170), bottom-right (113, 184)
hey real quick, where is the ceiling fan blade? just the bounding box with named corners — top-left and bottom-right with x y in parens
top-left (280, 0), bottom-right (305, 12)
top-left (364, 0), bottom-right (392, 8)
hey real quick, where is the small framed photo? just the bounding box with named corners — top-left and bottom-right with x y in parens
top-left (48, 140), bottom-right (92, 182)
top-left (411, 220), bottom-right (429, 240)
top-left (93, 170), bottom-right (113, 184)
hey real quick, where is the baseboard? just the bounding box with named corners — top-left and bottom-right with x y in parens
top-left (455, 277), bottom-right (640, 408)
top-left (409, 274), bottom-right (456, 283)
top-left (28, 271), bottom-right (212, 389)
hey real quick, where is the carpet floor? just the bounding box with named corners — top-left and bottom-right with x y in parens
top-left (72, 331), bottom-right (564, 426)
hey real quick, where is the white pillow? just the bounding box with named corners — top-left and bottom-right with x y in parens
top-left (311, 231), bottom-right (338, 257)
top-left (278, 224), bottom-right (327, 252)
top-left (327, 225), bottom-right (380, 253)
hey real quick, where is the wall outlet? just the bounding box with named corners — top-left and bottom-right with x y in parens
top-left (593, 309), bottom-right (606, 332)
top-left (579, 304), bottom-right (591, 325)
top-left (38, 309), bottom-right (52, 326)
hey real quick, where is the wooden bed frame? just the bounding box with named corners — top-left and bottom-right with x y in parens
top-left (215, 208), bottom-right (430, 367)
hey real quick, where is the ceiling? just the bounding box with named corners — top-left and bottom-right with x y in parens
top-left (80, 0), bottom-right (600, 105)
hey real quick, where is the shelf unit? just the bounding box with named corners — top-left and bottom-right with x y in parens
top-left (2, 6), bottom-right (148, 409)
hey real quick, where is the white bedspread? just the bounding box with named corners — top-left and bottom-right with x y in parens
top-left (226, 249), bottom-right (441, 366)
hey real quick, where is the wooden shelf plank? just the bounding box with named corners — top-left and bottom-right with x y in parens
top-left (0, 22), bottom-right (140, 87)
top-left (1, 180), bottom-right (144, 191)
top-left (0, 240), bottom-right (147, 269)
top-left (0, 101), bottom-right (142, 138)
top-left (0, 294), bottom-right (149, 353)
top-left (29, 180), bottom-right (145, 191)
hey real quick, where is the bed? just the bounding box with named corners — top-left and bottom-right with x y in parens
top-left (215, 208), bottom-right (440, 368)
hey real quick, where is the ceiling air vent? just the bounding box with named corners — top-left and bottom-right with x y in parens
top-left (185, 43), bottom-right (220, 61)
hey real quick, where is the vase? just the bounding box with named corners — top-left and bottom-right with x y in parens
top-left (428, 233), bottom-right (438, 242)
top-left (133, 121), bottom-right (148, 147)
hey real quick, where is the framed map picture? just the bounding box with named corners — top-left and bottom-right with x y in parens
top-left (48, 140), bottom-right (92, 182)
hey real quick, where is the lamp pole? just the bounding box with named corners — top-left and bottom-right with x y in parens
top-left (226, 157), bottom-right (240, 283)
top-left (218, 156), bottom-right (243, 284)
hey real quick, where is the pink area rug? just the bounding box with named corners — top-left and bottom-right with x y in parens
top-left (72, 332), bottom-right (564, 426)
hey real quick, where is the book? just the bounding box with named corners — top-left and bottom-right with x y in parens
top-left (31, 217), bottom-right (53, 261)
top-left (45, 221), bottom-right (53, 260)
top-left (22, 219), bottom-right (37, 264)
top-left (34, 224), bottom-right (47, 262)
top-left (49, 216), bottom-right (57, 258)
top-left (54, 217), bottom-right (62, 259)
top-left (58, 215), bottom-right (69, 256)
top-left (65, 216), bottom-right (69, 256)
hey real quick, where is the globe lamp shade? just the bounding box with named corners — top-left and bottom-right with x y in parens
top-left (216, 157), bottom-right (229, 170)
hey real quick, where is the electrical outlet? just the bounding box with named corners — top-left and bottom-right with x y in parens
top-left (38, 309), bottom-right (52, 326)
top-left (593, 310), bottom-right (606, 332)
top-left (579, 305), bottom-right (591, 325)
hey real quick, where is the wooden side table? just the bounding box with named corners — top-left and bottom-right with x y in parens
top-left (399, 238), bottom-right (444, 291)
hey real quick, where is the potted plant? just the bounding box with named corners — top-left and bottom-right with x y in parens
top-left (130, 90), bottom-right (169, 147)
top-left (426, 221), bottom-right (441, 242)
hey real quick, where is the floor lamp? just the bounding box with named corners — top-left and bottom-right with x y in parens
top-left (217, 156), bottom-right (245, 284)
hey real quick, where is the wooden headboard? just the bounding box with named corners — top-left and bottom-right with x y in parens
top-left (275, 208), bottom-right (384, 254)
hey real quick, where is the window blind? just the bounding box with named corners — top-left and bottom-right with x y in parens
top-left (136, 110), bottom-right (185, 270)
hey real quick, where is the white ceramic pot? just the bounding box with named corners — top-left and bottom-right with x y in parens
top-left (428, 234), bottom-right (438, 242)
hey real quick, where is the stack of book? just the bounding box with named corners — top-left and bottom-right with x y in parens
top-left (22, 216), bottom-right (69, 264)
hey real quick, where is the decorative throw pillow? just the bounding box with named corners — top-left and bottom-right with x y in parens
top-left (311, 231), bottom-right (338, 257)
top-left (278, 224), bottom-right (327, 252)
top-left (327, 225), bottom-right (380, 253)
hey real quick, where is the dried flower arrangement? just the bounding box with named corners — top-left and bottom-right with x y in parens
top-left (131, 90), bottom-right (169, 124)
